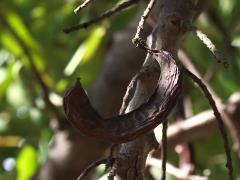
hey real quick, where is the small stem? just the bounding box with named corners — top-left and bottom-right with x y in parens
top-left (74, 0), bottom-right (95, 14)
top-left (77, 158), bottom-right (112, 180)
top-left (184, 68), bottom-right (233, 180)
top-left (161, 121), bottom-right (168, 180)
top-left (191, 26), bottom-right (229, 68)
top-left (132, 0), bottom-right (159, 53)
top-left (64, 0), bottom-right (139, 33)
top-left (119, 73), bottom-right (139, 114)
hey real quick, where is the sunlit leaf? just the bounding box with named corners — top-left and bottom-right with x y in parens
top-left (0, 31), bottom-right (23, 57)
top-left (0, 113), bottom-right (11, 132)
top-left (3, 9), bottom-right (40, 51)
top-left (0, 30), bottom-right (45, 71)
top-left (31, 6), bottom-right (46, 19)
top-left (6, 80), bottom-right (26, 108)
top-left (0, 8), bottom-right (46, 72)
top-left (29, 108), bottom-right (42, 124)
top-left (231, 36), bottom-right (240, 48)
top-left (0, 51), bottom-right (22, 97)
top-left (16, 145), bottom-right (38, 180)
top-left (218, 0), bottom-right (234, 15)
top-left (64, 26), bottom-right (106, 76)
top-left (38, 129), bottom-right (52, 164)
top-left (56, 79), bottom-right (68, 92)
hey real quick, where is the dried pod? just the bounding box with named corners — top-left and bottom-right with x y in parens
top-left (63, 51), bottom-right (182, 143)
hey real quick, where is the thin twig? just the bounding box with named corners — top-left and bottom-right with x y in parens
top-left (132, 0), bottom-right (158, 52)
top-left (119, 73), bottom-right (139, 114)
top-left (191, 26), bottom-right (229, 68)
top-left (104, 144), bottom-right (118, 173)
top-left (108, 158), bottom-right (118, 180)
top-left (203, 63), bottom-right (219, 83)
top-left (179, 48), bottom-right (220, 102)
top-left (184, 68), bottom-right (233, 180)
top-left (179, 48), bottom-right (240, 161)
top-left (77, 158), bottom-right (113, 180)
top-left (63, 0), bottom-right (139, 33)
top-left (173, 94), bottom-right (196, 174)
top-left (207, 8), bottom-right (240, 83)
top-left (74, 0), bottom-right (95, 14)
top-left (161, 121), bottom-right (168, 180)
top-left (207, 8), bottom-right (232, 48)
top-left (0, 14), bottom-right (62, 121)
top-left (110, 144), bottom-right (118, 157)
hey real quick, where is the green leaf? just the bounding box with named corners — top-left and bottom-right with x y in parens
top-left (38, 129), bottom-right (53, 164)
top-left (0, 31), bottom-right (23, 57)
top-left (16, 145), bottom-right (38, 180)
top-left (3, 9), bottom-right (40, 51)
top-left (231, 36), bottom-right (240, 48)
top-left (6, 80), bottom-right (26, 108)
top-left (64, 26), bottom-right (106, 76)
top-left (0, 51), bottom-right (22, 97)
top-left (218, 0), bottom-right (234, 15)
top-left (0, 8), bottom-right (46, 71)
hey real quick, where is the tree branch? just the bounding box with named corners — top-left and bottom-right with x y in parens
top-left (161, 121), bottom-right (168, 180)
top-left (184, 68), bottom-right (233, 180)
top-left (74, 0), bottom-right (95, 14)
top-left (110, 1), bottom-right (204, 179)
top-left (191, 26), bottom-right (229, 67)
top-left (132, 0), bottom-right (158, 52)
top-left (150, 92), bottom-right (240, 151)
top-left (179, 48), bottom-right (240, 160)
top-left (77, 158), bottom-right (113, 180)
top-left (63, 0), bottom-right (139, 33)
top-left (147, 157), bottom-right (208, 180)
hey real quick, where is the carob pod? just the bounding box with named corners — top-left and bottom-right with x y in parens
top-left (63, 51), bottom-right (182, 143)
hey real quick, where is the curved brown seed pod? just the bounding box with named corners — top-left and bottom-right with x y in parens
top-left (63, 51), bottom-right (183, 143)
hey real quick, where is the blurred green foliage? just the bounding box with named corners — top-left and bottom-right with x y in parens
top-left (0, 0), bottom-right (239, 179)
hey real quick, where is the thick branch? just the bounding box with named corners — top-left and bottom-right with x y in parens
top-left (112, 1), bottom-right (202, 179)
top-left (167, 92), bottom-right (240, 150)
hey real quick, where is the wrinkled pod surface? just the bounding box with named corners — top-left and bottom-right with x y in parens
top-left (63, 51), bottom-right (183, 143)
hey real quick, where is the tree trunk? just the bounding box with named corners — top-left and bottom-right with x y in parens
top-left (112, 0), bottom-right (210, 179)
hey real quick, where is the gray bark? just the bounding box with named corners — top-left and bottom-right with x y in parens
top-left (113, 0), bottom-right (210, 179)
